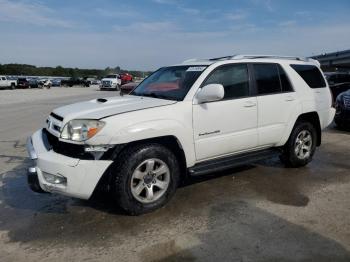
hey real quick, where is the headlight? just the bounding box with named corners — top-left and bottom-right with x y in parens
top-left (60, 119), bottom-right (105, 142)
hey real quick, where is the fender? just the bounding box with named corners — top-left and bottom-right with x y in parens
top-left (109, 119), bottom-right (196, 167)
top-left (276, 102), bottom-right (303, 146)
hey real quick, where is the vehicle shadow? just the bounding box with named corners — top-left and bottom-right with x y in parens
top-left (139, 201), bottom-right (350, 262)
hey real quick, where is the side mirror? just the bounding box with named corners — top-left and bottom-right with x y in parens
top-left (196, 84), bottom-right (224, 104)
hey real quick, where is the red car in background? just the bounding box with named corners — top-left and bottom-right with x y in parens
top-left (120, 73), bottom-right (133, 85)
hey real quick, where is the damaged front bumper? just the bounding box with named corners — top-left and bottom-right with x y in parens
top-left (26, 129), bottom-right (113, 199)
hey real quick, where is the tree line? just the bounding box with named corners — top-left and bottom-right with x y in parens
top-left (0, 64), bottom-right (152, 78)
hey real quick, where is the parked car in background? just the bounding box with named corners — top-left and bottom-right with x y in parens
top-left (84, 77), bottom-right (99, 87)
top-left (38, 79), bottom-right (52, 89)
top-left (51, 79), bottom-right (62, 87)
top-left (28, 78), bottom-right (39, 88)
top-left (334, 89), bottom-right (350, 128)
top-left (101, 74), bottom-right (122, 90)
top-left (325, 72), bottom-right (350, 103)
top-left (120, 73), bottom-right (133, 85)
top-left (43, 79), bottom-right (52, 88)
top-left (61, 77), bottom-right (87, 87)
top-left (0, 75), bottom-right (17, 89)
top-left (17, 78), bottom-right (30, 88)
top-left (325, 72), bottom-right (350, 85)
top-left (120, 81), bottom-right (138, 95)
top-left (91, 79), bottom-right (101, 85)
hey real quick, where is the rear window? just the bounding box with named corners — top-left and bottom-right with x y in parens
top-left (290, 64), bottom-right (326, 88)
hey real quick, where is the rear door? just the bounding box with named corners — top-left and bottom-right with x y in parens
top-left (252, 63), bottom-right (298, 146)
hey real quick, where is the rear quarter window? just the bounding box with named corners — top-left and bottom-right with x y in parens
top-left (290, 64), bottom-right (326, 88)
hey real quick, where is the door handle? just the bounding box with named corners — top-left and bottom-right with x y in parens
top-left (285, 96), bottom-right (295, 101)
top-left (244, 101), bottom-right (257, 107)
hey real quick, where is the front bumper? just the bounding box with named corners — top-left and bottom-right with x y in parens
top-left (26, 129), bottom-right (113, 199)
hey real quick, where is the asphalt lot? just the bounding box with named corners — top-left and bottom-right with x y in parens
top-left (0, 87), bottom-right (349, 262)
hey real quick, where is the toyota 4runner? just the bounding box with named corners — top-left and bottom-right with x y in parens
top-left (27, 55), bottom-right (335, 215)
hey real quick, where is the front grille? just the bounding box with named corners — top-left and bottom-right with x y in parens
top-left (43, 129), bottom-right (94, 160)
top-left (344, 96), bottom-right (350, 108)
top-left (102, 80), bottom-right (112, 87)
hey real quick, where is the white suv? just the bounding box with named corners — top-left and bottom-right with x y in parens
top-left (27, 55), bottom-right (335, 215)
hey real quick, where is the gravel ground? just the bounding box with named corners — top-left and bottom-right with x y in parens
top-left (0, 88), bottom-right (349, 262)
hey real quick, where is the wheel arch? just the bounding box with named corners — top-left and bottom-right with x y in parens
top-left (287, 111), bottom-right (322, 146)
top-left (92, 135), bottom-right (188, 197)
top-left (117, 135), bottom-right (187, 174)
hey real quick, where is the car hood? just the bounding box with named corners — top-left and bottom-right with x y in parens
top-left (52, 95), bottom-right (177, 123)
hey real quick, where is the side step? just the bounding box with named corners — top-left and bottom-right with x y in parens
top-left (188, 148), bottom-right (280, 176)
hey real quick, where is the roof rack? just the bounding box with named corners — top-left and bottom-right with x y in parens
top-left (231, 54), bottom-right (311, 62)
top-left (182, 54), bottom-right (314, 64)
top-left (208, 56), bottom-right (234, 61)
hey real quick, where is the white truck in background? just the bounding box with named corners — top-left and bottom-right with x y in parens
top-left (0, 76), bottom-right (17, 89)
top-left (100, 74), bottom-right (122, 90)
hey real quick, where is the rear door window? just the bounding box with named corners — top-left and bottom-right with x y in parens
top-left (290, 64), bottom-right (326, 88)
top-left (253, 64), bottom-right (281, 95)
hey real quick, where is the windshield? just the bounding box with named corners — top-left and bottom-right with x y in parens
top-left (131, 65), bottom-right (207, 101)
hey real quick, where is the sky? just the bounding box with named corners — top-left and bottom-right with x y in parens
top-left (0, 0), bottom-right (349, 70)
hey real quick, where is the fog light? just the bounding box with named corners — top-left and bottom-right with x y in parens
top-left (42, 172), bottom-right (67, 185)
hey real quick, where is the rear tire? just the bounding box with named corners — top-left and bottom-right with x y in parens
top-left (280, 121), bottom-right (317, 168)
top-left (111, 143), bottom-right (180, 215)
top-left (10, 83), bottom-right (15, 90)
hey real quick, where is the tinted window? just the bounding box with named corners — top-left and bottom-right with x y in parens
top-left (203, 64), bottom-right (249, 99)
top-left (1, 77), bottom-right (6, 80)
top-left (290, 64), bottom-right (326, 88)
top-left (277, 65), bottom-right (293, 92)
top-left (253, 64), bottom-right (281, 95)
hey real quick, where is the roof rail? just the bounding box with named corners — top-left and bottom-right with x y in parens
top-left (182, 55), bottom-right (316, 64)
top-left (231, 54), bottom-right (310, 62)
top-left (208, 56), bottom-right (235, 61)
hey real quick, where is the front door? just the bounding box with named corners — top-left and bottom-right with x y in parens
top-left (193, 63), bottom-right (258, 161)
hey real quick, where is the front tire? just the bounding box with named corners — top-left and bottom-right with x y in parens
top-left (281, 121), bottom-right (317, 168)
top-left (112, 143), bottom-right (180, 215)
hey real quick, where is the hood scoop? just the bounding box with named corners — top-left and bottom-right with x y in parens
top-left (96, 98), bottom-right (108, 103)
